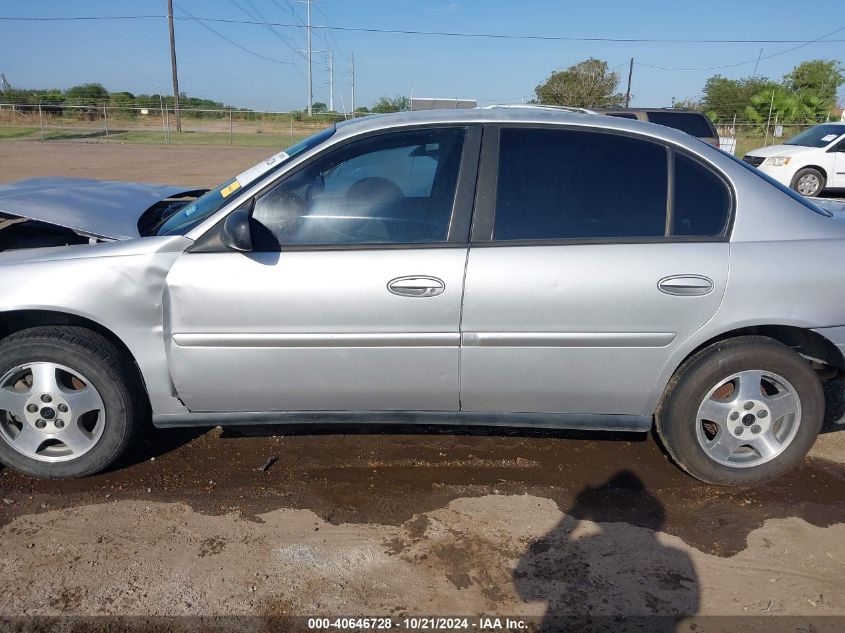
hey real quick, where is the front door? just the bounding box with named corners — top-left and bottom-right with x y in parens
top-left (460, 126), bottom-right (732, 416)
top-left (833, 138), bottom-right (845, 187)
top-left (164, 126), bottom-right (477, 412)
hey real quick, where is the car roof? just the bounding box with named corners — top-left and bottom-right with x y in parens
top-left (595, 107), bottom-right (704, 114)
top-left (333, 106), bottom-right (706, 148)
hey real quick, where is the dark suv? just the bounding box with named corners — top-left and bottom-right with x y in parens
top-left (596, 108), bottom-right (719, 147)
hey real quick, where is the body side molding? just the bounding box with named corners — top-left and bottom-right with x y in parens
top-left (153, 410), bottom-right (653, 432)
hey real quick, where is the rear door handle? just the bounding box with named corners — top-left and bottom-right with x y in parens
top-left (658, 275), bottom-right (714, 297)
top-left (387, 276), bottom-right (445, 298)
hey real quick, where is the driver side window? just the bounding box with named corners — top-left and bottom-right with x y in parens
top-left (251, 127), bottom-right (465, 249)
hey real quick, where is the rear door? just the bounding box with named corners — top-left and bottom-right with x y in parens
top-left (165, 126), bottom-right (479, 412)
top-left (459, 126), bottom-right (731, 416)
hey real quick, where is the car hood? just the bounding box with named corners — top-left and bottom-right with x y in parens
top-left (810, 197), bottom-right (845, 216)
top-left (0, 177), bottom-right (204, 240)
top-left (744, 144), bottom-right (818, 158)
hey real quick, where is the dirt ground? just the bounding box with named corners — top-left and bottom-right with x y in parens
top-left (1, 140), bottom-right (845, 631)
top-left (0, 140), bottom-right (272, 189)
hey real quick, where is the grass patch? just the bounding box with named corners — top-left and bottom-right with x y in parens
top-left (735, 134), bottom-right (770, 158)
top-left (0, 124), bottom-right (316, 148)
top-left (0, 126), bottom-right (39, 139)
top-left (113, 129), bottom-right (309, 147)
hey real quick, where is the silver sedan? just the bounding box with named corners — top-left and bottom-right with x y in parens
top-left (1, 107), bottom-right (844, 484)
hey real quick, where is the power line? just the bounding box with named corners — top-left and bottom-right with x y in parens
top-left (267, 0), bottom-right (305, 26)
top-left (0, 15), bottom-right (165, 21)
top-left (636, 25), bottom-right (845, 71)
top-left (226, 0), bottom-right (307, 73)
top-left (314, 3), bottom-right (345, 61)
top-left (2, 14), bottom-right (845, 44)
top-left (232, 0), bottom-right (301, 49)
top-left (173, 3), bottom-right (297, 65)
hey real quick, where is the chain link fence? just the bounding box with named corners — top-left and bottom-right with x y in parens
top-left (0, 102), bottom-right (826, 157)
top-left (0, 103), bottom-right (344, 147)
top-left (714, 121), bottom-right (817, 158)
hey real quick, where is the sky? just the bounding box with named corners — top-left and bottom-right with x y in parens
top-left (0, 0), bottom-right (843, 112)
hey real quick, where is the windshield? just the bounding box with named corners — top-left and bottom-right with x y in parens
top-left (155, 126), bottom-right (336, 236)
top-left (784, 124), bottom-right (845, 148)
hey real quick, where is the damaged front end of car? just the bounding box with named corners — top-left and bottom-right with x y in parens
top-left (0, 213), bottom-right (98, 252)
top-left (0, 177), bottom-right (206, 252)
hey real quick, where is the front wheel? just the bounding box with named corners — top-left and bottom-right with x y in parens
top-left (790, 167), bottom-right (825, 197)
top-left (656, 336), bottom-right (824, 485)
top-left (0, 326), bottom-right (143, 478)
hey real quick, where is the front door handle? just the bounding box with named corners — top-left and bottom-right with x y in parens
top-left (658, 275), bottom-right (714, 297)
top-left (387, 276), bottom-right (445, 298)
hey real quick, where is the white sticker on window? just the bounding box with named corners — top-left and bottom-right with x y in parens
top-left (235, 151), bottom-right (290, 187)
top-left (821, 134), bottom-right (838, 142)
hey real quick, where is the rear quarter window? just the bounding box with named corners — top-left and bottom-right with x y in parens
top-left (673, 153), bottom-right (731, 236)
top-left (646, 111), bottom-right (716, 139)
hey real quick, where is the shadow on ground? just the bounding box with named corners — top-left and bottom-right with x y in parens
top-left (515, 471), bottom-right (698, 632)
top-left (1, 380), bottom-right (844, 558)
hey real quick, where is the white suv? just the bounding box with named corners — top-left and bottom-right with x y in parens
top-left (743, 123), bottom-right (845, 196)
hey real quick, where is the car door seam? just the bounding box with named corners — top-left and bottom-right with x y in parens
top-left (457, 246), bottom-right (471, 411)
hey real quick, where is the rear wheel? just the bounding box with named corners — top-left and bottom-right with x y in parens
top-left (790, 168), bottom-right (825, 197)
top-left (656, 336), bottom-right (823, 485)
top-left (0, 326), bottom-right (142, 478)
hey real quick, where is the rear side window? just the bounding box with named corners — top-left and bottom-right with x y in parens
top-left (673, 153), bottom-right (730, 236)
top-left (604, 112), bottom-right (638, 120)
top-left (494, 128), bottom-right (668, 240)
top-left (646, 111), bottom-right (715, 139)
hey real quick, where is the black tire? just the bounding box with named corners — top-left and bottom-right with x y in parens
top-left (0, 326), bottom-right (143, 478)
top-left (655, 336), bottom-right (823, 485)
top-left (790, 167), bottom-right (826, 197)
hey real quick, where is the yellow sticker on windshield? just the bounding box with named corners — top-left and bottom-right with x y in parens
top-left (220, 180), bottom-right (241, 198)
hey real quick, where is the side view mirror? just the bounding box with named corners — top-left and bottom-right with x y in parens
top-left (221, 207), bottom-right (253, 252)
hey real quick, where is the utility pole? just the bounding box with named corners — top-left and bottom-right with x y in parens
top-left (328, 51), bottom-right (334, 112)
top-left (304, 0), bottom-right (313, 115)
top-left (624, 58), bottom-right (634, 108)
top-left (350, 52), bottom-right (355, 116)
top-left (167, 0), bottom-right (181, 133)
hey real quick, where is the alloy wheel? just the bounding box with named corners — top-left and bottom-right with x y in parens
top-left (0, 362), bottom-right (106, 462)
top-left (796, 173), bottom-right (821, 196)
top-left (695, 369), bottom-right (801, 468)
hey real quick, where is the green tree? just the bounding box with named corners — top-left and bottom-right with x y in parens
top-left (534, 58), bottom-right (624, 108)
top-left (311, 101), bottom-right (328, 113)
top-left (673, 98), bottom-right (703, 111)
top-left (744, 86), bottom-right (831, 125)
top-left (109, 91), bottom-right (135, 107)
top-left (783, 59), bottom-right (844, 107)
top-left (64, 83), bottom-right (110, 104)
top-left (371, 95), bottom-right (409, 113)
top-left (702, 75), bottom-right (779, 122)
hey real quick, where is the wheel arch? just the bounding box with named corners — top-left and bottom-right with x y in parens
top-left (687, 324), bottom-right (843, 369)
top-left (650, 323), bottom-right (843, 415)
top-left (0, 309), bottom-right (150, 405)
top-left (794, 164), bottom-right (828, 183)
